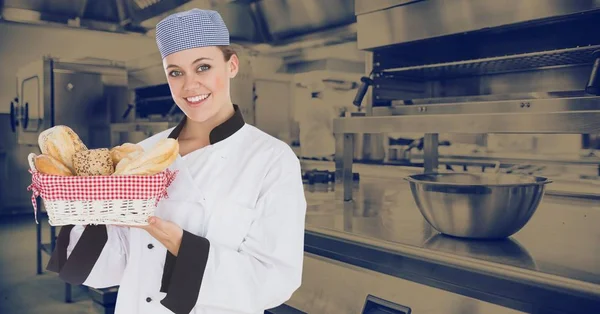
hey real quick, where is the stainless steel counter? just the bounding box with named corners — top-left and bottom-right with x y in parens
top-left (301, 171), bottom-right (600, 312)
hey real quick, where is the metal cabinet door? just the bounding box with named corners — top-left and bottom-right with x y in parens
top-left (52, 70), bottom-right (105, 147)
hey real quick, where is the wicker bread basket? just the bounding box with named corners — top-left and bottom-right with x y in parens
top-left (27, 153), bottom-right (177, 226)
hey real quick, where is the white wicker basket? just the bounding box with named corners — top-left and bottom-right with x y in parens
top-left (43, 199), bottom-right (159, 226)
top-left (27, 154), bottom-right (177, 226)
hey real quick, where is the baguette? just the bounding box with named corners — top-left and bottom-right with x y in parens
top-left (113, 138), bottom-right (179, 175)
top-left (38, 125), bottom-right (87, 173)
top-left (34, 154), bottom-right (74, 176)
top-left (110, 143), bottom-right (144, 166)
top-left (114, 150), bottom-right (144, 174)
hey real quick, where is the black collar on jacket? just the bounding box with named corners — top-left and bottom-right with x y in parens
top-left (168, 104), bottom-right (245, 144)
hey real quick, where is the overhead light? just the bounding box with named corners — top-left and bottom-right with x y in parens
top-left (133, 0), bottom-right (163, 10)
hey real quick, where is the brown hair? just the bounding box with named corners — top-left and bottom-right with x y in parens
top-left (217, 45), bottom-right (237, 61)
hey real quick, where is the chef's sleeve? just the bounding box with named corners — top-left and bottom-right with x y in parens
top-left (159, 149), bottom-right (307, 314)
top-left (46, 224), bottom-right (129, 289)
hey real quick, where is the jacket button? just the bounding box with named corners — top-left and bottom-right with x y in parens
top-left (147, 243), bottom-right (154, 249)
top-left (146, 297), bottom-right (152, 302)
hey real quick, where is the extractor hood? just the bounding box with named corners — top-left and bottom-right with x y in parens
top-left (0, 0), bottom-right (357, 48)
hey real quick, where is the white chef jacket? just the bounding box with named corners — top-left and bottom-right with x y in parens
top-left (46, 105), bottom-right (307, 314)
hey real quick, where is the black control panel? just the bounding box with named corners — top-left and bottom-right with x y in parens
top-left (362, 295), bottom-right (411, 314)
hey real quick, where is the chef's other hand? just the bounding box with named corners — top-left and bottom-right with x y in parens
top-left (128, 217), bottom-right (184, 257)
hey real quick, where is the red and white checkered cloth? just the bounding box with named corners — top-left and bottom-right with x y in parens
top-left (27, 169), bottom-right (178, 221)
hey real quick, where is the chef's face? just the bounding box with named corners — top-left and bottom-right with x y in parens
top-left (163, 46), bottom-right (239, 123)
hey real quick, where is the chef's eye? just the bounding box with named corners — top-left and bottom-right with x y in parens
top-left (169, 70), bottom-right (182, 77)
top-left (197, 64), bottom-right (211, 72)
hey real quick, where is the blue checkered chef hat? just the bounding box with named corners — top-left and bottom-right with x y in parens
top-left (155, 8), bottom-right (230, 59)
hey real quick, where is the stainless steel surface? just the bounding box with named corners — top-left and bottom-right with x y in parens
top-left (7, 58), bottom-right (129, 215)
top-left (302, 175), bottom-right (600, 300)
top-left (382, 44), bottom-right (600, 79)
top-left (14, 57), bottom-right (128, 147)
top-left (0, 114), bottom-right (39, 215)
top-left (338, 0), bottom-right (600, 202)
top-left (286, 253), bottom-right (526, 314)
top-left (383, 94), bottom-right (600, 115)
top-left (230, 52), bottom-right (256, 125)
top-left (255, 0), bottom-right (354, 43)
top-left (354, 0), bottom-right (420, 15)
top-left (14, 59), bottom-right (51, 146)
top-left (334, 133), bottom-right (355, 202)
top-left (405, 172), bottom-right (551, 239)
top-left (2, 0), bottom-right (358, 46)
top-left (355, 0), bottom-right (600, 50)
top-left (375, 64), bottom-right (596, 106)
top-left (391, 91), bottom-right (594, 106)
top-left (423, 133), bottom-right (438, 172)
top-left (0, 1), bottom-right (147, 34)
top-left (410, 152), bottom-right (600, 167)
top-left (334, 107), bottom-right (600, 134)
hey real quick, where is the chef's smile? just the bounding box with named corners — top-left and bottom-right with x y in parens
top-left (184, 93), bottom-right (211, 107)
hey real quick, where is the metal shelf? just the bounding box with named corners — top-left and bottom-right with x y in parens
top-left (382, 45), bottom-right (600, 79)
top-left (336, 96), bottom-right (600, 135)
top-left (334, 110), bottom-right (600, 134)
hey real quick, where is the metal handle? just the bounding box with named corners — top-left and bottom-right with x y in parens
top-left (353, 76), bottom-right (373, 107)
top-left (585, 50), bottom-right (600, 95)
top-left (22, 102), bottom-right (29, 129)
top-left (10, 101), bottom-right (17, 132)
top-left (121, 104), bottom-right (134, 120)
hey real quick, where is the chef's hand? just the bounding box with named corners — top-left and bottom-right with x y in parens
top-left (129, 217), bottom-right (184, 257)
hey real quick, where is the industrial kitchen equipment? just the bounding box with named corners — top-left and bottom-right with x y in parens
top-left (8, 56), bottom-right (129, 303)
top-left (335, 0), bottom-right (600, 202)
top-left (10, 56), bottom-right (129, 147)
top-left (6, 56), bottom-right (129, 213)
top-left (282, 1), bottom-right (600, 314)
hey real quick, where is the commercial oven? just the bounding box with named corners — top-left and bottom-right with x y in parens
top-left (4, 57), bottom-right (128, 214)
top-left (10, 56), bottom-right (129, 147)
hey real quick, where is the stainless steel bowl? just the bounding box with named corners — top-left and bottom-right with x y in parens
top-left (405, 172), bottom-right (552, 239)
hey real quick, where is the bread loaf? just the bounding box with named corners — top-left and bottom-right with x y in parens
top-left (114, 150), bottom-right (143, 174)
top-left (34, 154), bottom-right (74, 176)
top-left (110, 143), bottom-right (144, 166)
top-left (73, 148), bottom-right (114, 176)
top-left (113, 138), bottom-right (178, 175)
top-left (38, 125), bottom-right (87, 173)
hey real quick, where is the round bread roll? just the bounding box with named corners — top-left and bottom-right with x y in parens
top-left (38, 125), bottom-right (87, 173)
top-left (110, 143), bottom-right (144, 165)
top-left (34, 154), bottom-right (74, 176)
top-left (73, 148), bottom-right (114, 176)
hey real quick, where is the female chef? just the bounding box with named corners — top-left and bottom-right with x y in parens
top-left (45, 8), bottom-right (307, 314)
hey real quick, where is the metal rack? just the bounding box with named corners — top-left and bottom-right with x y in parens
top-left (382, 45), bottom-right (600, 80)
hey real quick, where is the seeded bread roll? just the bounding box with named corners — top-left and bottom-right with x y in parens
top-left (73, 148), bottom-right (114, 176)
top-left (34, 154), bottom-right (74, 176)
